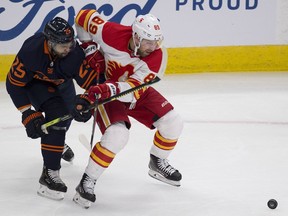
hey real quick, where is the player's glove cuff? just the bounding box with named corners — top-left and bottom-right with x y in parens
top-left (22, 109), bottom-right (46, 139)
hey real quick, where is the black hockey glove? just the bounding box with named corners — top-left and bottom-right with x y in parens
top-left (72, 94), bottom-right (93, 122)
top-left (22, 109), bottom-right (46, 139)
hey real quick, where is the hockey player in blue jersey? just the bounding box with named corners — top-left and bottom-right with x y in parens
top-left (6, 17), bottom-right (105, 200)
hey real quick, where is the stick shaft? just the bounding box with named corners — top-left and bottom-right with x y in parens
top-left (41, 77), bottom-right (160, 131)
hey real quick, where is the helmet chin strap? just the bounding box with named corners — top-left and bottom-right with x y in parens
top-left (132, 34), bottom-right (142, 57)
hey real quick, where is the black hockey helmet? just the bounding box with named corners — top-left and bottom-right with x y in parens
top-left (43, 17), bottom-right (74, 44)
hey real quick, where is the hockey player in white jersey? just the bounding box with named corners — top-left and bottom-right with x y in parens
top-left (72, 9), bottom-right (184, 208)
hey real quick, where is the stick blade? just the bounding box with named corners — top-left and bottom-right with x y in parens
top-left (78, 134), bottom-right (92, 152)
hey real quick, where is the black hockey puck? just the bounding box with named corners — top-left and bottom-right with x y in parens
top-left (267, 199), bottom-right (278, 209)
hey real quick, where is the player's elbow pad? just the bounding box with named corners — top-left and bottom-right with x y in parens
top-left (75, 24), bottom-right (93, 42)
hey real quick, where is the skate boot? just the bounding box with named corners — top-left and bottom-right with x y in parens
top-left (62, 143), bottom-right (75, 162)
top-left (73, 173), bottom-right (96, 209)
top-left (37, 166), bottom-right (67, 200)
top-left (148, 154), bottom-right (182, 187)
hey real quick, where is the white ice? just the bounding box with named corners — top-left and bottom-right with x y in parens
top-left (1, 72), bottom-right (288, 216)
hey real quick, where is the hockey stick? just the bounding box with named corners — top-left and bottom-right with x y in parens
top-left (90, 95), bottom-right (99, 148)
top-left (78, 134), bottom-right (91, 151)
top-left (90, 96), bottom-right (98, 147)
top-left (90, 65), bottom-right (100, 148)
top-left (41, 76), bottom-right (160, 132)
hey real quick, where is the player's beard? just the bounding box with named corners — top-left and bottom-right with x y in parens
top-left (52, 49), bottom-right (70, 58)
top-left (138, 49), bottom-right (152, 58)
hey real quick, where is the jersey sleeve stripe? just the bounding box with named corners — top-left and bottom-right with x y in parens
top-left (81, 71), bottom-right (97, 89)
top-left (75, 9), bottom-right (97, 31)
top-left (7, 72), bottom-right (26, 87)
top-left (17, 104), bottom-right (32, 111)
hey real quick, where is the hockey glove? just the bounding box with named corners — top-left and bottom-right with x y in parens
top-left (80, 41), bottom-right (105, 72)
top-left (22, 109), bottom-right (46, 139)
top-left (88, 81), bottom-right (120, 102)
top-left (72, 94), bottom-right (93, 122)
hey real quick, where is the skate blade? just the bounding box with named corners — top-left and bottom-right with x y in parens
top-left (37, 184), bottom-right (65, 200)
top-left (148, 170), bottom-right (181, 187)
top-left (73, 192), bottom-right (92, 209)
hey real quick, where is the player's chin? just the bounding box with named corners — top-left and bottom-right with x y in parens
top-left (141, 51), bottom-right (152, 58)
top-left (59, 53), bottom-right (69, 58)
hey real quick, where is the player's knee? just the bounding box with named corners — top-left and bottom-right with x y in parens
top-left (153, 109), bottom-right (183, 140)
top-left (100, 122), bottom-right (129, 154)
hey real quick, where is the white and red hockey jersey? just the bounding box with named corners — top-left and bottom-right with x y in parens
top-left (75, 9), bottom-right (167, 102)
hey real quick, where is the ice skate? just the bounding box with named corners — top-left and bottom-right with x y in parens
top-left (148, 154), bottom-right (182, 187)
top-left (37, 166), bottom-right (67, 200)
top-left (73, 173), bottom-right (96, 209)
top-left (62, 143), bottom-right (75, 162)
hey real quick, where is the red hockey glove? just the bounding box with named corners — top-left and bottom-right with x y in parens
top-left (88, 81), bottom-right (120, 102)
top-left (80, 41), bottom-right (105, 72)
top-left (22, 109), bottom-right (46, 139)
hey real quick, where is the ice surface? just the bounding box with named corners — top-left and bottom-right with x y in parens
top-left (1, 72), bottom-right (288, 216)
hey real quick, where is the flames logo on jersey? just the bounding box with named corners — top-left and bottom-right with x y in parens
top-left (106, 60), bottom-right (134, 82)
